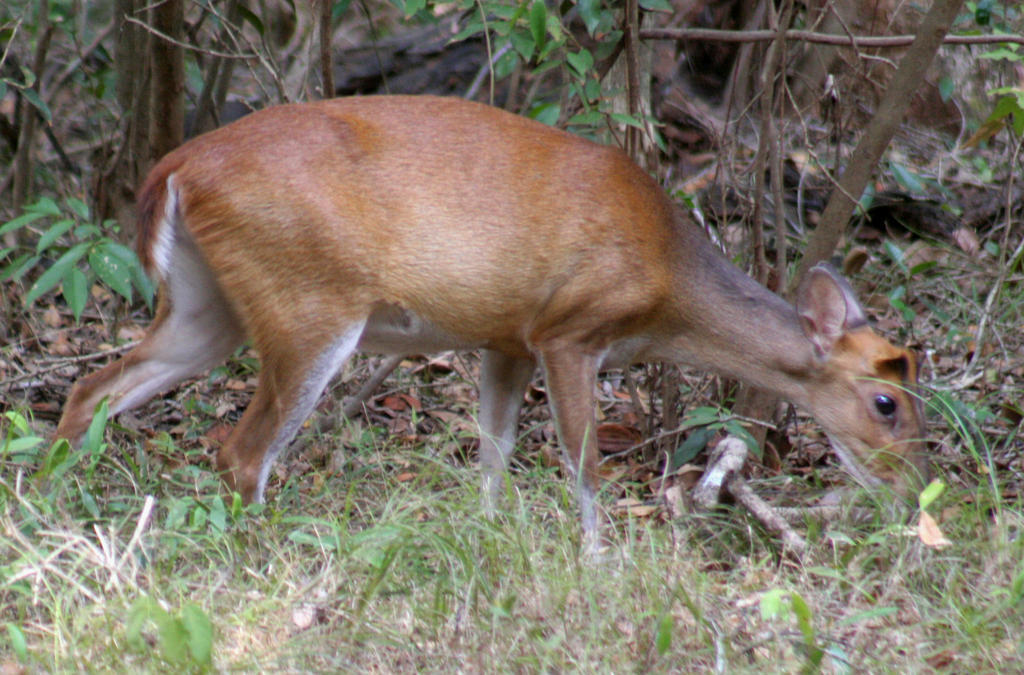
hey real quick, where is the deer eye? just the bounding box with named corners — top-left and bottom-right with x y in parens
top-left (874, 394), bottom-right (897, 417)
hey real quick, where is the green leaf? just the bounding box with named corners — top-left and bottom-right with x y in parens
top-left (890, 162), bottom-right (925, 194)
top-left (639, 0), bottom-right (673, 10)
top-left (2, 254), bottom-right (40, 282)
top-left (65, 196), bottom-right (90, 220)
top-left (83, 399), bottom-right (109, 455)
top-left (90, 242), bottom-right (134, 301)
top-left (760, 588), bottom-right (789, 620)
top-left (938, 76), bottom-right (955, 102)
top-left (527, 102), bottom-right (560, 126)
top-left (21, 87), bottom-right (51, 123)
top-left (25, 242), bottom-right (89, 306)
top-left (918, 479), bottom-right (946, 511)
top-left (566, 49), bottom-right (594, 78)
top-left (62, 265), bottom-right (89, 320)
top-left (979, 47), bottom-right (1020, 61)
top-left (38, 438), bottom-right (71, 478)
top-left (577, 0), bottom-right (606, 36)
top-left (654, 612), bottom-right (673, 654)
top-left (5, 623), bottom-right (28, 661)
top-left (672, 426), bottom-right (714, 469)
top-left (181, 603), bottom-right (214, 665)
top-left (36, 218), bottom-right (76, 253)
top-left (509, 30), bottom-right (536, 62)
top-left (29, 196), bottom-right (62, 216)
top-left (158, 616), bottom-right (190, 663)
top-left (529, 0), bottom-right (547, 52)
top-left (208, 495), bottom-right (227, 533)
top-left (2, 436), bottom-right (46, 456)
top-left (609, 112), bottom-right (646, 129)
top-left (0, 210), bottom-right (48, 236)
top-left (683, 406), bottom-right (722, 427)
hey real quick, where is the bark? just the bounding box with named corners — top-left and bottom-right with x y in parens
top-left (11, 0), bottom-right (52, 217)
top-left (319, 0), bottom-right (335, 98)
top-left (149, 0), bottom-right (185, 165)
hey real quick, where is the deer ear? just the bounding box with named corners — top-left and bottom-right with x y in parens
top-left (796, 263), bottom-right (868, 358)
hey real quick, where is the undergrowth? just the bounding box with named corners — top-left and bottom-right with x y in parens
top-left (2, 402), bottom-right (1022, 672)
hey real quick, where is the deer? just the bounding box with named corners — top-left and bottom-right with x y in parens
top-left (54, 95), bottom-right (928, 546)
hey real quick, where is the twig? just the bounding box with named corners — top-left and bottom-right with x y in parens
top-left (340, 354), bottom-right (404, 420)
top-left (640, 27), bottom-right (1024, 48)
top-left (1, 342), bottom-right (139, 388)
top-left (123, 15), bottom-right (256, 59)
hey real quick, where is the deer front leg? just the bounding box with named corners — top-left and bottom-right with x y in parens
top-left (538, 346), bottom-right (604, 551)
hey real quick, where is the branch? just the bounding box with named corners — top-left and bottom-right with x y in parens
top-left (640, 27), bottom-right (1024, 48)
top-left (790, 0), bottom-right (967, 288)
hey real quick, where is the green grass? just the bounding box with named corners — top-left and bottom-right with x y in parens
top-left (2, 406), bottom-right (1022, 673)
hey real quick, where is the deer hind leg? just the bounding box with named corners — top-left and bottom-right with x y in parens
top-left (537, 345), bottom-right (604, 548)
top-left (55, 242), bottom-right (246, 442)
top-left (477, 349), bottom-right (535, 514)
top-left (215, 318), bottom-right (367, 503)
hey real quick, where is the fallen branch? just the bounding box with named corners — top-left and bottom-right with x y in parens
top-left (693, 436), bottom-right (807, 553)
top-left (640, 27), bottom-right (1024, 48)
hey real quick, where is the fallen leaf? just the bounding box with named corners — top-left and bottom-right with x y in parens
top-left (43, 304), bottom-right (62, 328)
top-left (918, 511), bottom-right (952, 548)
top-left (291, 605), bottom-right (317, 631)
top-left (663, 484), bottom-right (687, 519)
top-left (597, 422), bottom-right (642, 454)
top-left (395, 471), bottom-right (417, 482)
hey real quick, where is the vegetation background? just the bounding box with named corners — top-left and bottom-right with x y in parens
top-left (1, 0), bottom-right (1022, 671)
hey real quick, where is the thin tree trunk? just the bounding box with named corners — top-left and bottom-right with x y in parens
top-left (790, 0), bottom-right (967, 290)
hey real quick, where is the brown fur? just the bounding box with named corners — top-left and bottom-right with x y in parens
top-left (56, 96), bottom-right (928, 541)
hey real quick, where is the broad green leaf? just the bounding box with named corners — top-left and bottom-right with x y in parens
top-left (527, 102), bottom-right (560, 126)
top-left (671, 425), bottom-right (714, 469)
top-left (3, 410), bottom-right (33, 436)
top-left (640, 0), bottom-right (673, 10)
top-left (577, 0), bottom-right (606, 36)
top-left (25, 242), bottom-right (89, 306)
top-left (36, 218), bottom-right (75, 253)
top-left (38, 438), bottom-right (70, 478)
top-left (609, 112), bottom-right (646, 129)
top-left (566, 49), bottom-right (594, 77)
top-left (90, 242), bottom-right (134, 301)
top-left (760, 588), bottom-right (789, 620)
top-left (83, 399), bottom-right (109, 455)
top-left (654, 613), bottom-right (673, 654)
top-left (509, 30), bottom-right (535, 62)
top-left (62, 265), bottom-right (88, 320)
top-left (918, 479), bottom-right (946, 511)
top-left (65, 196), bottom-right (90, 219)
top-left (181, 603), bottom-right (214, 665)
top-left (529, 0), bottom-right (547, 52)
top-left (3, 254), bottom-right (41, 283)
top-left (2, 436), bottom-right (46, 456)
top-left (0, 210), bottom-right (48, 236)
top-left (5, 623), bottom-right (28, 661)
top-left (890, 162), bottom-right (925, 194)
top-left (29, 196), bottom-right (62, 216)
top-left (157, 616), bottom-right (190, 663)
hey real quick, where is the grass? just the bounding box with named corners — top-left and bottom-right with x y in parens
top-left (2, 399), bottom-right (1023, 673)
